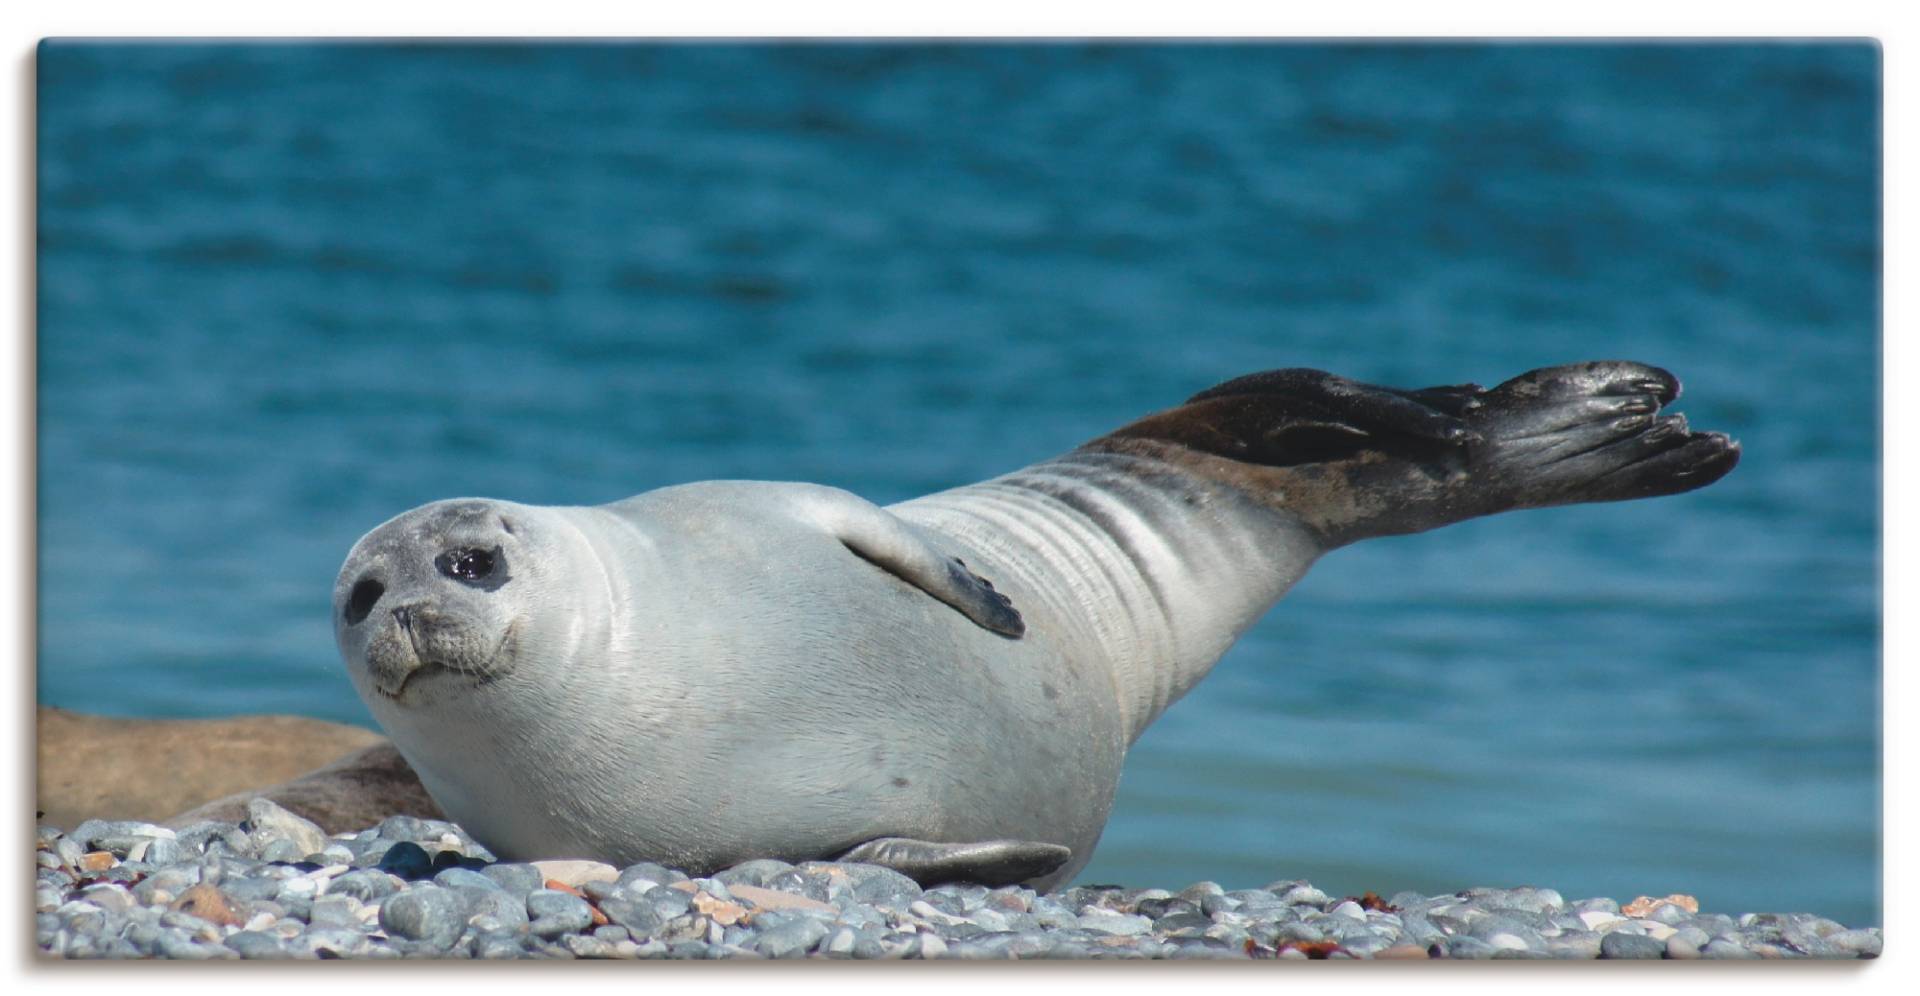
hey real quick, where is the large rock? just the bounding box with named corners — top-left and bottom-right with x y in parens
top-left (36, 706), bottom-right (442, 833)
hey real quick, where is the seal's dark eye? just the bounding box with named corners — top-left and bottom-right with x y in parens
top-left (436, 546), bottom-right (501, 585)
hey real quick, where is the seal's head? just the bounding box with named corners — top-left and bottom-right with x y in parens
top-left (333, 498), bottom-right (576, 709)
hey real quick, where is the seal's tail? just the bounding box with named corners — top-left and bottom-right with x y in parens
top-left (1092, 360), bottom-right (1741, 547)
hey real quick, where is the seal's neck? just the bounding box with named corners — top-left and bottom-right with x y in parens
top-left (894, 450), bottom-right (1323, 740)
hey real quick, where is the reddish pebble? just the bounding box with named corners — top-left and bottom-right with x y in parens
top-left (171, 884), bottom-right (243, 927)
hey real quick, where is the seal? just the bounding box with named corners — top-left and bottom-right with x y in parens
top-left (334, 360), bottom-right (1739, 889)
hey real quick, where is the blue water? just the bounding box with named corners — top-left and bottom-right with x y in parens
top-left (36, 42), bottom-right (1880, 926)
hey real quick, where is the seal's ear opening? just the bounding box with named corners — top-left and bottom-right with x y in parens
top-left (345, 578), bottom-right (384, 625)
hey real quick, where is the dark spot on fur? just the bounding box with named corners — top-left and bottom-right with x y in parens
top-left (891, 776), bottom-right (910, 788)
top-left (1043, 682), bottom-right (1059, 700)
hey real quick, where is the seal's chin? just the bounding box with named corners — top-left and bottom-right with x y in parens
top-left (363, 620), bottom-right (518, 704)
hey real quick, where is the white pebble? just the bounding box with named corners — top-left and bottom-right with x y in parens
top-left (1578, 911), bottom-right (1627, 932)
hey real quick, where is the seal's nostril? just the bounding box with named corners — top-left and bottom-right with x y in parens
top-left (344, 578), bottom-right (384, 626)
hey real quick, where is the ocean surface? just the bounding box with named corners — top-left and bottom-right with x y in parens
top-left (36, 42), bottom-right (1881, 926)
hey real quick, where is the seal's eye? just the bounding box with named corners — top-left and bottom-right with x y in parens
top-left (436, 547), bottom-right (502, 585)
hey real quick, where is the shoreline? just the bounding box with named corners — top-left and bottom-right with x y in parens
top-left (35, 801), bottom-right (1882, 961)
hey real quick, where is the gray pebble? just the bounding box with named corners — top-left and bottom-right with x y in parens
top-left (1648, 900), bottom-right (1694, 925)
top-left (833, 862), bottom-right (924, 904)
top-left (299, 927), bottom-right (371, 958)
top-left (1078, 909), bottom-right (1152, 936)
top-left (433, 866), bottom-right (501, 893)
top-left (479, 862), bottom-right (544, 898)
top-left (754, 917), bottom-right (828, 958)
top-left (225, 930), bottom-right (287, 959)
top-left (1444, 935), bottom-right (1499, 959)
top-left (1826, 928), bottom-right (1882, 957)
top-left (714, 858), bottom-right (793, 888)
top-left (1666, 926), bottom-right (1711, 959)
top-left (598, 895), bottom-right (661, 936)
top-left (328, 868), bottom-right (400, 903)
top-left (375, 815), bottom-right (428, 841)
top-left (1703, 936), bottom-right (1762, 959)
top-left (527, 889), bottom-right (594, 937)
top-left (246, 799), bottom-right (329, 858)
top-left (472, 930), bottom-right (532, 960)
top-left (467, 888), bottom-right (531, 929)
top-left (378, 884), bottom-right (465, 949)
top-left (1600, 931), bottom-right (1666, 959)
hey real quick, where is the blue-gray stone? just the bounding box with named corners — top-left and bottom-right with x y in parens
top-left (299, 928), bottom-right (370, 958)
top-left (1546, 934), bottom-right (1604, 959)
top-left (647, 889), bottom-right (693, 920)
top-left (1201, 892), bottom-right (1243, 917)
top-left (597, 895), bottom-right (660, 936)
top-left (307, 894), bottom-right (361, 929)
top-left (143, 839), bottom-right (185, 866)
top-left (562, 935), bottom-right (613, 958)
top-left (173, 822), bottom-right (247, 857)
top-left (1703, 937), bottom-right (1761, 959)
top-left (754, 918), bottom-right (829, 958)
top-left (614, 861), bottom-right (688, 893)
top-left (219, 876), bottom-right (280, 902)
top-left (480, 862), bottom-right (545, 899)
top-left (464, 888), bottom-right (530, 929)
top-left (257, 839), bottom-right (305, 864)
top-left (921, 891), bottom-right (967, 916)
top-left (379, 884), bottom-right (466, 949)
top-left (1386, 891), bottom-right (1428, 911)
top-left (225, 930), bottom-right (287, 959)
top-left (434, 867), bottom-right (501, 892)
top-left (1648, 901), bottom-right (1694, 925)
top-left (376, 815), bottom-right (428, 841)
top-left (527, 889), bottom-right (594, 937)
top-left (1444, 935), bottom-right (1499, 959)
top-left (1600, 931), bottom-right (1666, 959)
top-left (329, 868), bottom-right (399, 903)
top-left (666, 940), bottom-right (716, 959)
top-left (470, 930), bottom-right (531, 959)
top-left (713, 858), bottom-right (793, 888)
top-left (836, 863), bottom-right (923, 904)
top-left (1827, 928), bottom-right (1882, 958)
top-left (158, 932), bottom-right (231, 960)
top-left (1688, 913), bottom-right (1738, 936)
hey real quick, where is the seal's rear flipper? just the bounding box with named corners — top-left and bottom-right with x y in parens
top-left (1087, 360), bottom-right (1739, 547)
top-left (834, 837), bottom-right (1072, 887)
top-left (797, 486), bottom-right (1025, 637)
top-left (1468, 361), bottom-right (1741, 507)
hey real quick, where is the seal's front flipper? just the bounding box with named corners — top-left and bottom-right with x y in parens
top-left (834, 837), bottom-right (1072, 887)
top-left (797, 487), bottom-right (1025, 638)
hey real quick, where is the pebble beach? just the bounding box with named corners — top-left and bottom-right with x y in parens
top-left (35, 799), bottom-right (1883, 961)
